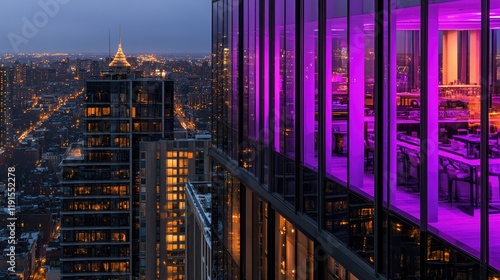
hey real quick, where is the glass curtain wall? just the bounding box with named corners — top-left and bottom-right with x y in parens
top-left (321, 0), bottom-right (500, 275)
top-left (212, 0), bottom-right (500, 277)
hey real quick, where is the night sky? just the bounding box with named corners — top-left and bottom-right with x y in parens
top-left (0, 0), bottom-right (211, 54)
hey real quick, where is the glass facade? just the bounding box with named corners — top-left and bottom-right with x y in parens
top-left (211, 164), bottom-right (241, 278)
top-left (212, 0), bottom-right (500, 278)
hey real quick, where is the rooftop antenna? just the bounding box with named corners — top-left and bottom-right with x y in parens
top-left (119, 24), bottom-right (122, 46)
top-left (108, 28), bottom-right (111, 60)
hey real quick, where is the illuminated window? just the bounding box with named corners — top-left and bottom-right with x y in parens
top-left (91, 262), bottom-right (100, 272)
top-left (167, 159), bottom-right (178, 167)
top-left (103, 262), bottom-right (109, 272)
top-left (120, 186), bottom-right (128, 195)
top-left (111, 232), bottom-right (127, 242)
top-left (114, 137), bottom-right (130, 147)
top-left (119, 123), bottom-right (129, 132)
top-left (167, 169), bottom-right (178, 176)
top-left (118, 201), bottom-right (130, 210)
top-left (167, 151), bottom-right (178, 157)
top-left (167, 194), bottom-right (178, 200)
top-left (102, 107), bottom-right (110, 116)
top-left (166, 234), bottom-right (178, 242)
top-left (167, 177), bottom-right (178, 185)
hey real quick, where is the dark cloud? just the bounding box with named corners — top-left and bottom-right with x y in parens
top-left (0, 0), bottom-right (211, 53)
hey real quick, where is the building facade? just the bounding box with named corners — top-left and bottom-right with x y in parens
top-left (185, 182), bottom-right (212, 280)
top-left (59, 40), bottom-right (174, 279)
top-left (212, 0), bottom-right (500, 279)
top-left (0, 67), bottom-right (12, 151)
top-left (138, 134), bottom-right (210, 280)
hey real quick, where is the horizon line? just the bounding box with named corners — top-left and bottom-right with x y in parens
top-left (0, 52), bottom-right (211, 56)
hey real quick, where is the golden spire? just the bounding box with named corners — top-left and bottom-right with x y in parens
top-left (109, 27), bottom-right (131, 68)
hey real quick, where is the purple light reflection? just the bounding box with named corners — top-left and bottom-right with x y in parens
top-left (262, 0), bottom-right (500, 271)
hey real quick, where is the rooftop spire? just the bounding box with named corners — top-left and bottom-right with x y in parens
top-left (119, 24), bottom-right (122, 46)
top-left (109, 26), bottom-right (131, 69)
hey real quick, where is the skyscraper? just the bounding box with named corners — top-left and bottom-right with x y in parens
top-left (60, 38), bottom-right (174, 279)
top-left (0, 67), bottom-right (12, 151)
top-left (138, 133), bottom-right (210, 279)
top-left (212, 0), bottom-right (500, 279)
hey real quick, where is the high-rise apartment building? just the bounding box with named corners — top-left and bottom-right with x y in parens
top-left (212, 0), bottom-right (500, 279)
top-left (59, 38), bottom-right (174, 279)
top-left (12, 61), bottom-right (29, 86)
top-left (138, 133), bottom-right (211, 280)
top-left (0, 67), bottom-right (12, 151)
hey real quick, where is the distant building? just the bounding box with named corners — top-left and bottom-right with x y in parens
top-left (59, 37), bottom-right (174, 279)
top-left (41, 152), bottom-right (63, 172)
top-left (12, 61), bottom-right (29, 86)
top-left (17, 231), bottom-right (40, 279)
top-left (90, 60), bottom-right (100, 77)
top-left (46, 239), bottom-right (61, 277)
top-left (185, 182), bottom-right (212, 280)
top-left (0, 231), bottom-right (40, 280)
top-left (139, 133), bottom-right (210, 280)
top-left (0, 67), bottom-right (12, 150)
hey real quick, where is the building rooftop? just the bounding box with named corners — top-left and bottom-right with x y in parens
top-left (60, 142), bottom-right (83, 163)
top-left (19, 231), bottom-right (40, 251)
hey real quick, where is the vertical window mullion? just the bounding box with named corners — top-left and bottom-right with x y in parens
top-left (480, 0), bottom-right (490, 277)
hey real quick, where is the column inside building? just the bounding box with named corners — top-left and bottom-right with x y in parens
top-left (348, 12), bottom-right (365, 189)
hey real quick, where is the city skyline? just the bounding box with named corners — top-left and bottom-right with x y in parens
top-left (0, 43), bottom-right (212, 278)
top-left (0, 0), bottom-right (211, 54)
top-left (2, 0), bottom-right (500, 278)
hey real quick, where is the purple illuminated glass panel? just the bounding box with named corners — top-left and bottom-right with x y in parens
top-left (303, 0), bottom-right (318, 170)
top-left (326, 0), bottom-right (348, 182)
top-left (230, 0), bottom-right (239, 159)
top-left (394, 29), bottom-right (422, 218)
top-left (347, 2), bottom-right (373, 191)
top-left (264, 0), bottom-right (270, 145)
top-left (242, 0), bottom-right (259, 174)
top-left (428, 0), bottom-right (481, 263)
top-left (275, 0), bottom-right (296, 158)
top-left (243, 0), bottom-right (258, 141)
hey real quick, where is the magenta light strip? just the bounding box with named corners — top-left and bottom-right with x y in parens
top-left (303, 21), bottom-right (317, 168)
top-left (274, 28), bottom-right (281, 152)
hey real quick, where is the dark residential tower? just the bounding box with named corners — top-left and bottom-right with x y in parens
top-left (138, 133), bottom-right (211, 280)
top-left (59, 38), bottom-right (174, 279)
